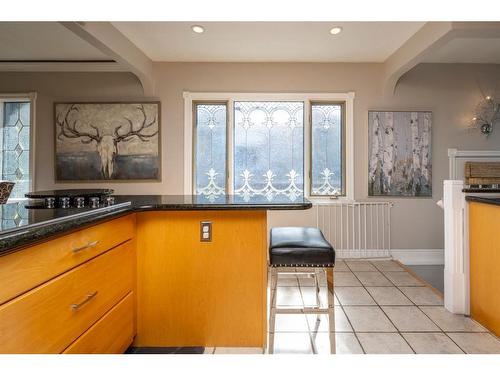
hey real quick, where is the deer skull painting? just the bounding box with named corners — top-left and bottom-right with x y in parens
top-left (55, 103), bottom-right (160, 180)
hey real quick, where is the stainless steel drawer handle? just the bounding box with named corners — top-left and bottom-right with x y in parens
top-left (72, 240), bottom-right (99, 253)
top-left (71, 291), bottom-right (98, 311)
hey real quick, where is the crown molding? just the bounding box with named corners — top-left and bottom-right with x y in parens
top-left (0, 61), bottom-right (127, 72)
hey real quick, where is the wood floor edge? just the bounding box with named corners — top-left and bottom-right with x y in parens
top-left (394, 260), bottom-right (444, 298)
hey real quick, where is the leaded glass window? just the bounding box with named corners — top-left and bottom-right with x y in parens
top-left (1, 202), bottom-right (29, 230)
top-left (192, 95), bottom-right (349, 201)
top-left (194, 103), bottom-right (227, 199)
top-left (234, 101), bottom-right (304, 201)
top-left (311, 103), bottom-right (344, 196)
top-left (1, 101), bottom-right (31, 199)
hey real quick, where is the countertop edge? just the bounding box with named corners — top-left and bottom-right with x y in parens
top-left (465, 196), bottom-right (500, 206)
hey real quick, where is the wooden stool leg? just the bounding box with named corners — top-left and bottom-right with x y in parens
top-left (268, 268), bottom-right (278, 354)
top-left (314, 269), bottom-right (321, 307)
top-left (326, 267), bottom-right (336, 354)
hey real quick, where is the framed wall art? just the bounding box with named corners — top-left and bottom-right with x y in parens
top-left (368, 110), bottom-right (432, 197)
top-left (54, 102), bottom-right (161, 181)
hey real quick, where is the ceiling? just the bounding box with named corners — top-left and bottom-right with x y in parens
top-left (112, 22), bottom-right (426, 63)
top-left (2, 21), bottom-right (500, 66)
top-left (0, 22), bottom-right (111, 61)
top-left (423, 37), bottom-right (500, 63)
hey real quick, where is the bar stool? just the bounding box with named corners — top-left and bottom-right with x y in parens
top-left (268, 227), bottom-right (336, 354)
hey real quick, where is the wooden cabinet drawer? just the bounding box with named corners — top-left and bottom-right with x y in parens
top-left (0, 214), bottom-right (135, 305)
top-left (0, 241), bottom-right (134, 354)
top-left (64, 292), bottom-right (135, 354)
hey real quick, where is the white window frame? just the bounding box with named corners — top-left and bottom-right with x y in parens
top-left (0, 92), bottom-right (37, 201)
top-left (183, 91), bottom-right (355, 201)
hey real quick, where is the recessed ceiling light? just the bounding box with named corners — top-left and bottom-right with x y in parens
top-left (329, 26), bottom-right (343, 35)
top-left (191, 25), bottom-right (205, 34)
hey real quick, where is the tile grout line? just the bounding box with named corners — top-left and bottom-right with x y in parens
top-left (336, 292), bottom-right (366, 354)
top-left (413, 304), bottom-right (468, 354)
top-left (387, 272), bottom-right (475, 354)
top-left (395, 284), bottom-right (443, 307)
top-left (297, 276), bottom-right (316, 354)
top-left (307, 261), bottom-right (366, 353)
top-left (341, 260), bottom-right (372, 354)
top-left (370, 262), bottom-right (465, 354)
top-left (349, 261), bottom-right (416, 354)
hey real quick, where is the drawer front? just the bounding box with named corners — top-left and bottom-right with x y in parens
top-left (64, 292), bottom-right (135, 354)
top-left (0, 214), bottom-right (135, 305)
top-left (0, 241), bottom-right (134, 354)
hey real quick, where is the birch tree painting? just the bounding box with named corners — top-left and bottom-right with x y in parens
top-left (368, 111), bottom-right (432, 197)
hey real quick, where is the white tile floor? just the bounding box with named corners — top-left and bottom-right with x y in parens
top-left (206, 259), bottom-right (500, 354)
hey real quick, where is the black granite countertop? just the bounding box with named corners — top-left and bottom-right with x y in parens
top-left (462, 188), bottom-right (500, 193)
top-left (465, 195), bottom-right (500, 206)
top-left (0, 195), bottom-right (311, 254)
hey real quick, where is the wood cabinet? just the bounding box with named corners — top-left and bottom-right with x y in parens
top-left (134, 210), bottom-right (267, 348)
top-left (0, 215), bottom-right (136, 354)
top-left (0, 214), bottom-right (135, 305)
top-left (64, 292), bottom-right (135, 354)
top-left (0, 208), bottom-right (270, 352)
top-left (469, 202), bottom-right (500, 336)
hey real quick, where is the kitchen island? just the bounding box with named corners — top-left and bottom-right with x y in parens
top-left (466, 195), bottom-right (500, 337)
top-left (0, 195), bottom-right (311, 353)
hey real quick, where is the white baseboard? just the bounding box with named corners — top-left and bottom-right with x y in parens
top-left (336, 248), bottom-right (444, 265)
top-left (390, 249), bottom-right (444, 265)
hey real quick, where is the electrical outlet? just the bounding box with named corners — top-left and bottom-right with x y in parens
top-left (200, 221), bottom-right (212, 242)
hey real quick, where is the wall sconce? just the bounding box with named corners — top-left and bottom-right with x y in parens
top-left (471, 95), bottom-right (500, 136)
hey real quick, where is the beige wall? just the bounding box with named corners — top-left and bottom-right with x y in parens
top-left (1, 63), bottom-right (500, 250)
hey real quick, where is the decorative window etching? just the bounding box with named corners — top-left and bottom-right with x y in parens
top-left (194, 103), bottom-right (227, 200)
top-left (0, 202), bottom-right (28, 230)
top-left (311, 103), bottom-right (343, 196)
top-left (1, 102), bottom-right (30, 198)
top-left (233, 101), bottom-right (304, 201)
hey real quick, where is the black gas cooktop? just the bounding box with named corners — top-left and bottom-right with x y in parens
top-left (25, 189), bottom-right (114, 199)
top-left (24, 189), bottom-right (115, 209)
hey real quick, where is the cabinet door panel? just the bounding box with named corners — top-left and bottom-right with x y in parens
top-left (64, 292), bottom-right (134, 354)
top-left (135, 210), bottom-right (267, 347)
top-left (469, 202), bottom-right (500, 336)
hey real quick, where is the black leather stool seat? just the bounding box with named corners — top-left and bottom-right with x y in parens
top-left (269, 227), bottom-right (335, 267)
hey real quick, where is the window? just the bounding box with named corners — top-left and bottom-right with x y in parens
top-left (234, 101), bottom-right (304, 200)
top-left (194, 103), bottom-right (227, 196)
top-left (310, 102), bottom-right (345, 196)
top-left (0, 97), bottom-right (33, 199)
top-left (186, 92), bottom-right (354, 201)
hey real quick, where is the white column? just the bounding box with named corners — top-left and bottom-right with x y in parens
top-left (443, 180), bottom-right (468, 314)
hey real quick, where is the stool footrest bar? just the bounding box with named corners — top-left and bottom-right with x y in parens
top-left (274, 308), bottom-right (331, 314)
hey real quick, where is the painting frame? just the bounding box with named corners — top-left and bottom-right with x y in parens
top-left (368, 110), bottom-right (432, 198)
top-left (54, 101), bottom-right (161, 182)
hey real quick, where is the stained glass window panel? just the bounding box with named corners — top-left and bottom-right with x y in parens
top-left (194, 103), bottom-right (227, 199)
top-left (234, 101), bottom-right (304, 201)
top-left (1, 102), bottom-right (30, 199)
top-left (311, 103), bottom-right (343, 196)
